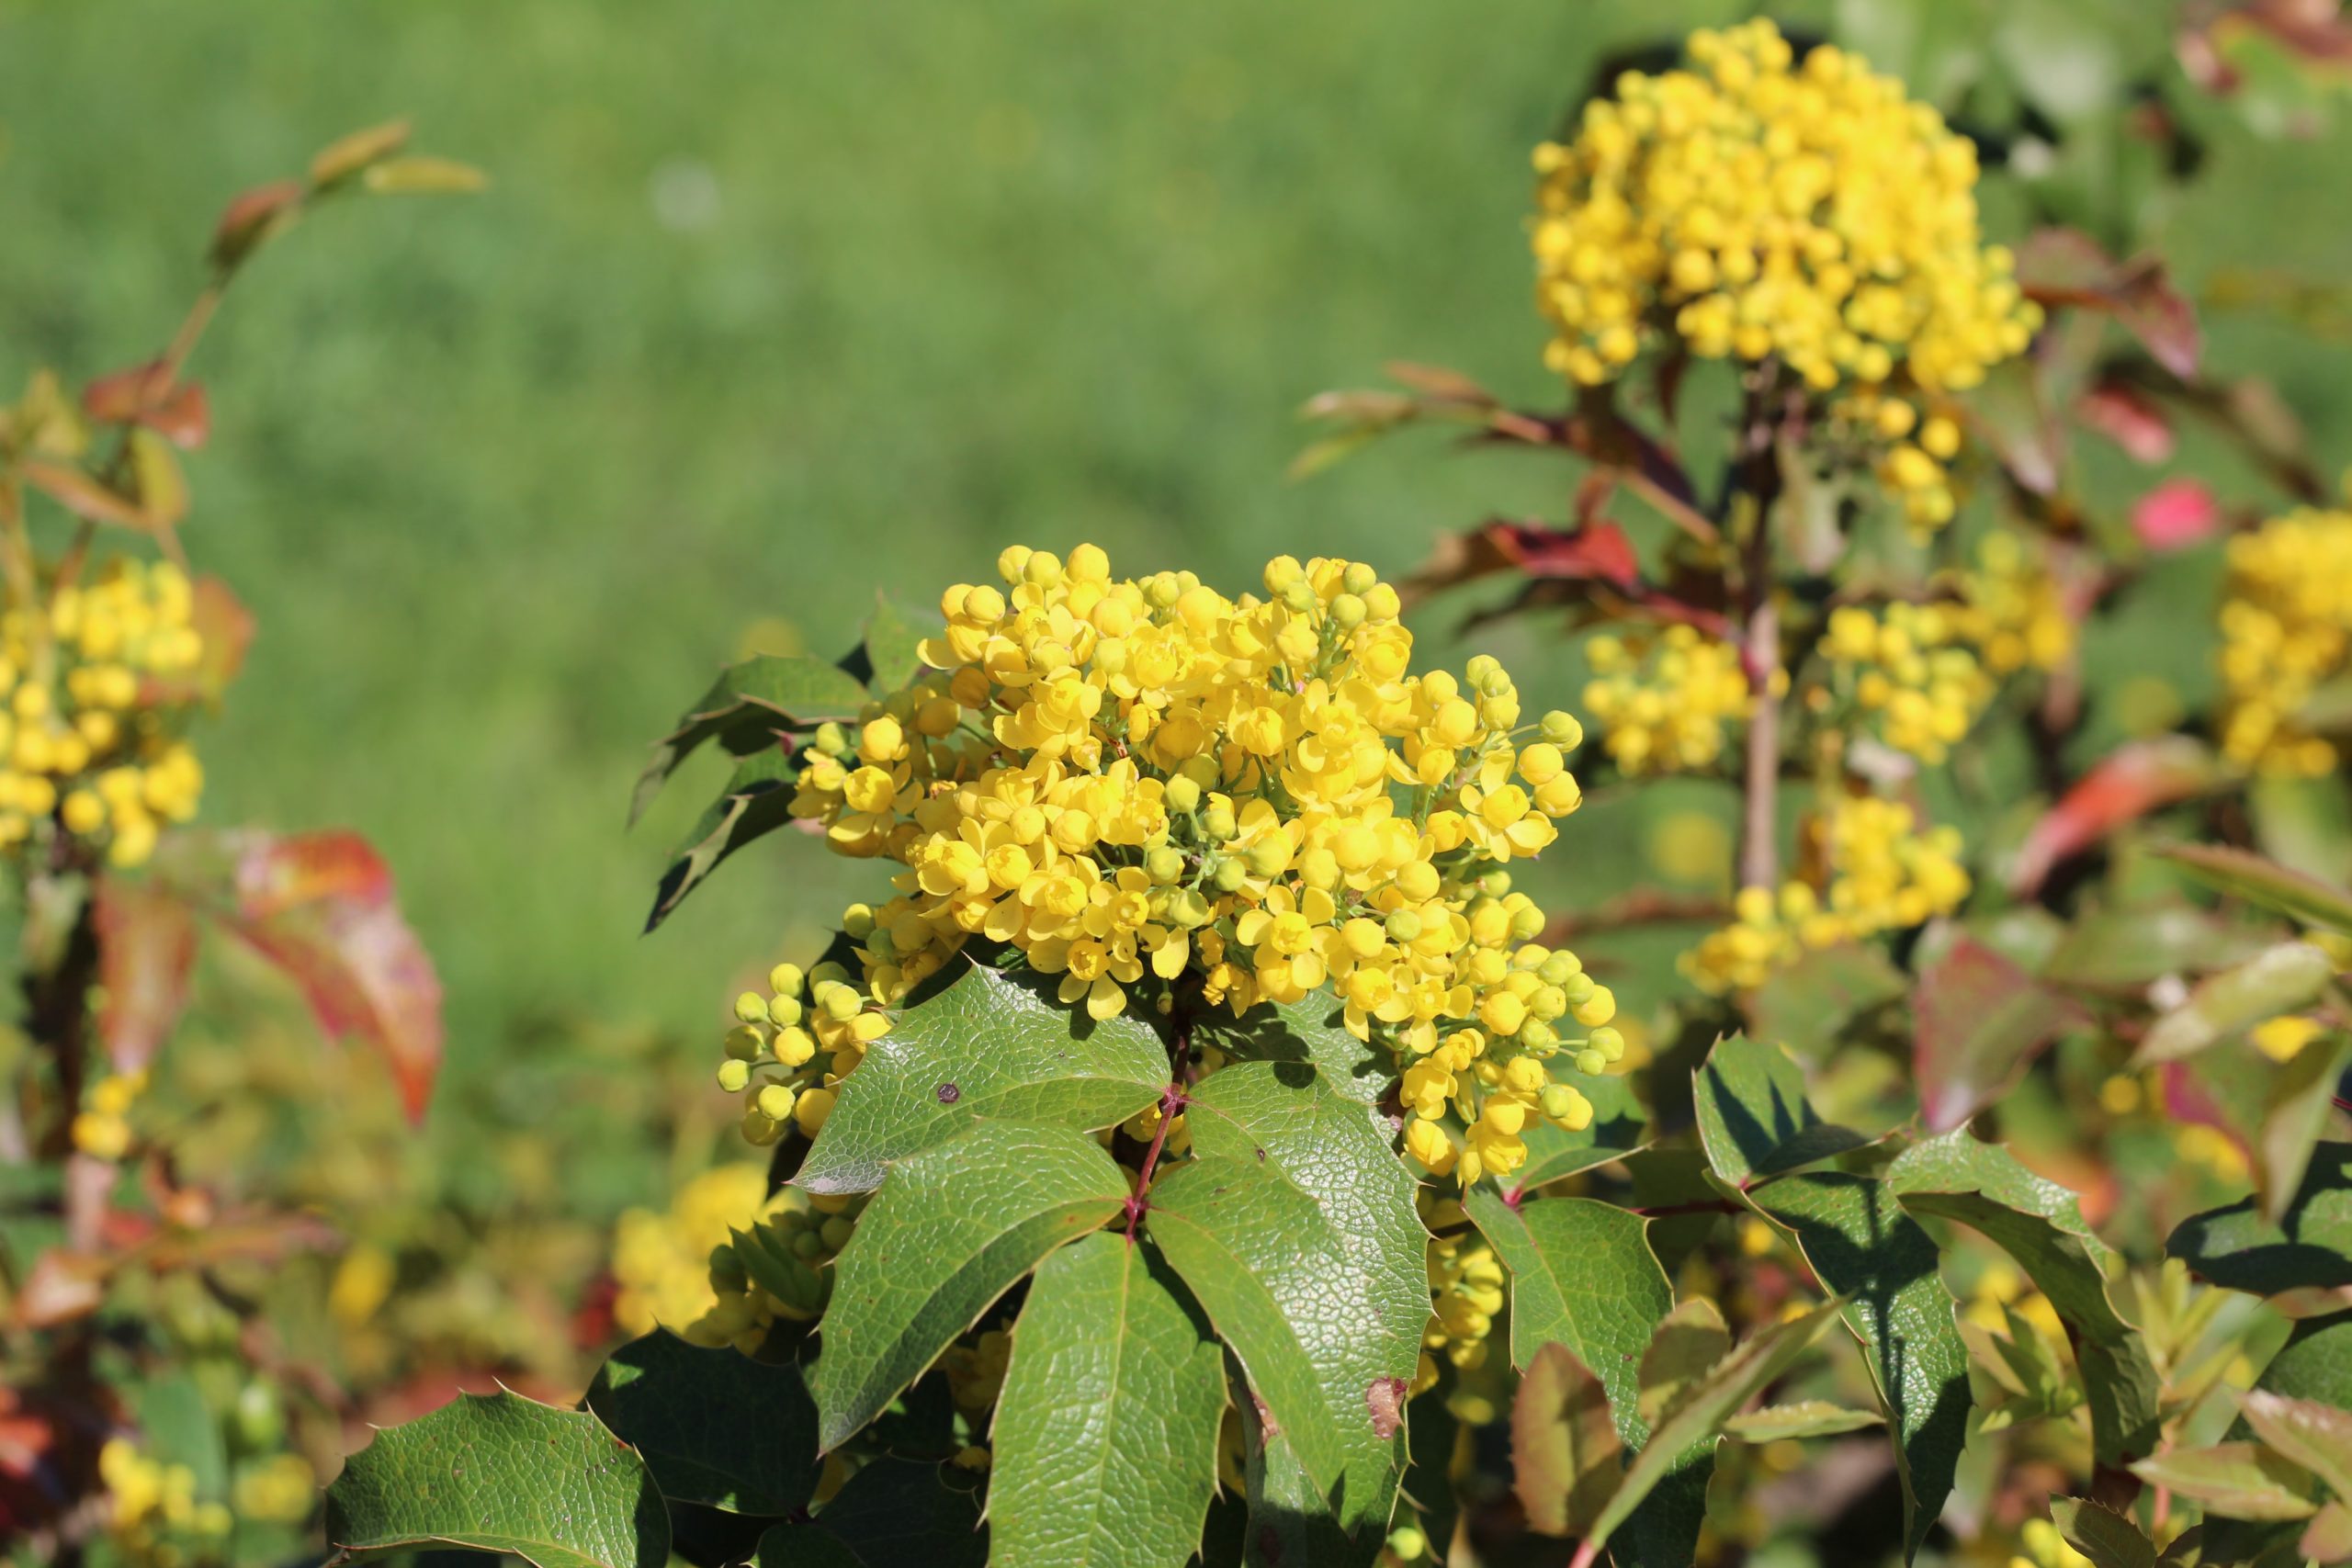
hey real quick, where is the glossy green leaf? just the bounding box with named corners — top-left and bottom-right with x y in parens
top-left (584, 1331), bottom-right (819, 1515)
top-left (1511, 1340), bottom-right (1621, 1538)
top-left (988, 1232), bottom-right (1226, 1568)
top-left (2156, 843), bottom-right (2352, 935)
top-left (324, 1391), bottom-right (667, 1568)
top-left (2241, 1390), bottom-right (2352, 1500)
top-left (859, 593), bottom-right (932, 695)
top-left (642, 745), bottom-right (800, 931)
top-left (1747, 1174), bottom-right (1971, 1562)
top-left (1693, 1034), bottom-right (1868, 1189)
top-left (1241, 1394), bottom-right (1365, 1568)
top-left (814, 1121), bottom-right (1126, 1449)
top-left (1146, 1132), bottom-right (1420, 1555)
top-left (2129, 1442), bottom-right (2319, 1522)
top-left (2258, 1312), bottom-right (2352, 1410)
top-left (2169, 1143), bottom-right (2352, 1295)
top-left (2132, 942), bottom-right (2335, 1066)
top-left (1581, 1298), bottom-right (1847, 1561)
top-left (1722, 1401), bottom-right (1884, 1442)
top-left (2049, 1497), bottom-right (2159, 1568)
top-left (631, 653), bottom-right (872, 825)
top-left (798, 960), bottom-right (1170, 1194)
top-left (1190, 994), bottom-right (1387, 1102)
top-left (1512, 1073), bottom-right (1649, 1190)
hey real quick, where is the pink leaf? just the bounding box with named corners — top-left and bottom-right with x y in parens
top-left (2132, 479), bottom-right (2224, 552)
top-left (2018, 228), bottom-right (2202, 380)
top-left (2076, 381), bottom-right (2177, 464)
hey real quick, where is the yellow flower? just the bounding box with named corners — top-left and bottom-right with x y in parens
top-left (2217, 507), bottom-right (2352, 777)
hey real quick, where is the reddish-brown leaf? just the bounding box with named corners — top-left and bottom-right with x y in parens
top-left (94, 879), bottom-right (198, 1076)
top-left (2010, 737), bottom-right (2223, 896)
top-left (81, 363), bottom-right (210, 449)
top-left (2076, 381), bottom-right (2176, 464)
top-left (13, 1250), bottom-right (108, 1330)
top-left (2018, 228), bottom-right (2201, 380)
top-left (209, 179), bottom-right (306, 270)
top-left (1915, 937), bottom-right (2086, 1132)
top-left (18, 461), bottom-right (150, 531)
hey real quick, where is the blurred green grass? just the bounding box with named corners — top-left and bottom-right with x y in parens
top-left (3, 0), bottom-right (2350, 1159)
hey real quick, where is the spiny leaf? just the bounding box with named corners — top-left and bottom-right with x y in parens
top-left (2128, 1442), bottom-right (2319, 1522)
top-left (2240, 1390), bottom-right (2352, 1500)
top-left (1746, 1174), bottom-right (1972, 1562)
top-left (2169, 1142), bottom-right (2352, 1295)
top-left (2155, 842), bottom-right (2352, 935)
top-left (584, 1332), bottom-right (819, 1517)
top-left (2132, 942), bottom-right (2335, 1066)
top-left (987, 1232), bottom-right (1226, 1568)
top-left (1146, 1099), bottom-right (1423, 1554)
top-left (642, 743), bottom-right (801, 931)
top-left (797, 960), bottom-right (1170, 1195)
top-left (1511, 1341), bottom-right (1621, 1538)
top-left (1581, 1298), bottom-right (1848, 1561)
top-left (813, 1121), bottom-right (1126, 1450)
top-left (1721, 1402), bottom-right (1884, 1442)
top-left (1693, 1034), bottom-right (1868, 1188)
top-left (1190, 994), bottom-right (1387, 1103)
top-left (2049, 1497), bottom-right (2159, 1568)
top-left (630, 653), bottom-right (871, 826)
top-left (324, 1390), bottom-right (667, 1568)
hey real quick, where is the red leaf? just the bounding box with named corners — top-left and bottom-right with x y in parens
top-left (2132, 479), bottom-right (2225, 552)
top-left (2010, 738), bottom-right (2223, 896)
top-left (1398, 518), bottom-right (1642, 607)
top-left (159, 829), bottom-right (442, 1121)
top-left (94, 880), bottom-right (198, 1076)
top-left (1915, 937), bottom-right (2084, 1132)
top-left (2076, 381), bottom-right (2176, 464)
top-left (2017, 228), bottom-right (2201, 380)
top-left (209, 179), bottom-right (306, 270)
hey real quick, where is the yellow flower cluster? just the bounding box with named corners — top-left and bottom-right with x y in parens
top-left (1531, 19), bottom-right (2040, 395)
top-left (609, 1162), bottom-right (768, 1338)
top-left (71, 1068), bottom-right (147, 1160)
top-left (1952, 531), bottom-right (2074, 677)
top-left (1815, 602), bottom-right (1992, 765)
top-left (1684, 792), bottom-right (1968, 992)
top-left (1413, 1196), bottom-right (1504, 1395)
top-left (99, 1438), bottom-right (232, 1567)
top-left (0, 558), bottom-right (205, 865)
top-left (721, 547), bottom-right (1620, 1191)
top-left (1831, 387), bottom-right (1972, 536)
top-left (232, 1453), bottom-right (318, 1525)
top-left (2216, 506), bottom-right (2352, 776)
top-left (687, 1184), bottom-right (865, 1354)
top-left (1581, 626), bottom-right (1754, 774)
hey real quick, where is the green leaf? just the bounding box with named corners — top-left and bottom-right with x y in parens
top-left (583, 1331), bottom-right (818, 1516)
top-left (1895, 1189), bottom-right (2160, 1462)
top-left (1721, 1402), bottom-right (1884, 1442)
top-left (2049, 1497), bottom-right (2159, 1568)
top-left (1636, 1300), bottom-right (1731, 1431)
top-left (2129, 1442), bottom-right (2320, 1522)
top-left (631, 654), bottom-right (871, 825)
top-left (1748, 942), bottom-right (1907, 1055)
top-left (1191, 995), bottom-right (1387, 1102)
top-left (2132, 942), bottom-right (2336, 1066)
top-left (752, 1456), bottom-right (987, 1567)
top-left (2240, 1391), bottom-right (2352, 1500)
top-left (2170, 1143), bottom-right (2352, 1295)
top-left (1581, 1298), bottom-right (1848, 1561)
top-left (987, 1232), bottom-right (1226, 1568)
top-left (1146, 1134), bottom-right (1420, 1553)
top-left (2259, 1312), bottom-right (2352, 1410)
top-left (324, 1391), bottom-right (667, 1568)
top-left (797, 960), bottom-right (1170, 1194)
top-left (1747, 1174), bottom-right (1972, 1562)
top-left (1693, 1034), bottom-right (1868, 1189)
top-left (1511, 1341), bottom-right (1622, 1538)
top-left (1914, 938), bottom-right (2084, 1133)
top-left (813, 1121), bottom-right (1126, 1449)
top-left (1513, 1073), bottom-right (1649, 1190)
top-left (2255, 1038), bottom-right (2352, 1225)
top-left (859, 594), bottom-right (932, 695)
top-left (135, 1374), bottom-right (228, 1503)
top-left (2156, 843), bottom-right (2352, 935)
top-left (2042, 905), bottom-right (2273, 990)
top-left (1462, 1192), bottom-right (1668, 1441)
top-left (1241, 1395), bottom-right (1366, 1568)
top-left (642, 745), bottom-right (801, 931)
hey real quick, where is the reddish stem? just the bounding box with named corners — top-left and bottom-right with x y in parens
top-left (1123, 1081), bottom-right (1186, 1242)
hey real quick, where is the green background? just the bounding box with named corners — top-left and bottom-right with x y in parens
top-left (3, 0), bottom-right (2348, 1167)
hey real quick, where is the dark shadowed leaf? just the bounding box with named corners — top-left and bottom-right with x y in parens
top-left (643, 744), bottom-right (802, 931)
top-left (1191, 994), bottom-right (1386, 1102)
top-left (584, 1332), bottom-right (819, 1517)
top-left (630, 654), bottom-right (872, 825)
top-left (2050, 1497), bottom-right (2159, 1568)
top-left (1693, 1035), bottom-right (1867, 1189)
top-left (2169, 1143), bottom-right (2352, 1295)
